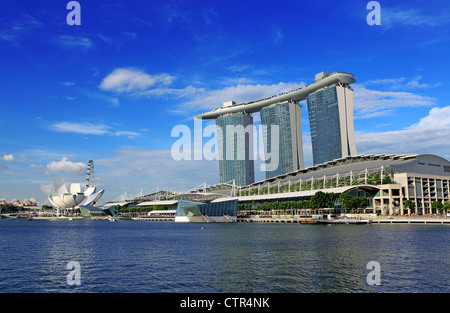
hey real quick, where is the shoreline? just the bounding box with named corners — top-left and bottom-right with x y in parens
top-left (4, 214), bottom-right (450, 225)
top-left (238, 214), bottom-right (450, 224)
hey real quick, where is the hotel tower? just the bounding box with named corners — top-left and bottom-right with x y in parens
top-left (196, 71), bottom-right (357, 186)
top-left (306, 72), bottom-right (357, 165)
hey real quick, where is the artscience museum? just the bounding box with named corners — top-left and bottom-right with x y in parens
top-left (47, 160), bottom-right (104, 216)
top-left (48, 179), bottom-right (104, 216)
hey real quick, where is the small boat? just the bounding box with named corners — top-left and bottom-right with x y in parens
top-left (106, 216), bottom-right (116, 222)
top-left (300, 220), bottom-right (317, 224)
top-left (313, 214), bottom-right (371, 224)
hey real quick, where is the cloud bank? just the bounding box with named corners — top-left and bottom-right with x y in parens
top-left (100, 68), bottom-right (175, 93)
top-left (46, 157), bottom-right (86, 175)
top-left (49, 122), bottom-right (140, 139)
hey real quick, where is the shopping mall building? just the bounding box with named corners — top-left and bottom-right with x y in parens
top-left (212, 153), bottom-right (450, 215)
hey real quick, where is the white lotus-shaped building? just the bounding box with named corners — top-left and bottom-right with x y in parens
top-left (48, 178), bottom-right (104, 215)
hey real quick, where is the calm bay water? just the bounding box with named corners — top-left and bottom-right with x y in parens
top-left (0, 219), bottom-right (449, 293)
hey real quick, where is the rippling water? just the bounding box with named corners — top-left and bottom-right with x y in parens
top-left (0, 219), bottom-right (449, 293)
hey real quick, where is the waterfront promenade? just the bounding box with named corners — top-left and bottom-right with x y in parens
top-left (370, 215), bottom-right (450, 224)
top-left (4, 212), bottom-right (450, 224)
top-left (236, 214), bottom-right (450, 224)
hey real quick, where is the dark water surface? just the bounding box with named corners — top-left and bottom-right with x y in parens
top-left (0, 219), bottom-right (449, 293)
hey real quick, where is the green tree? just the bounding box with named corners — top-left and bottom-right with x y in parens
top-left (348, 197), bottom-right (360, 212)
top-left (443, 202), bottom-right (450, 214)
top-left (338, 193), bottom-right (353, 210)
top-left (382, 175), bottom-right (393, 184)
top-left (359, 197), bottom-right (368, 209)
top-left (310, 191), bottom-right (335, 209)
top-left (339, 193), bottom-right (368, 212)
top-left (403, 200), bottom-right (415, 211)
top-left (431, 201), bottom-right (444, 214)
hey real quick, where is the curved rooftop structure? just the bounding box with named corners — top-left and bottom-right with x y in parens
top-left (196, 72), bottom-right (356, 119)
top-left (211, 153), bottom-right (450, 217)
top-left (47, 160), bottom-right (104, 215)
top-left (48, 180), bottom-right (104, 211)
top-left (235, 153), bottom-right (450, 190)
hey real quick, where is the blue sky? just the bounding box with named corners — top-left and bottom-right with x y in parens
top-left (1, 0), bottom-right (450, 204)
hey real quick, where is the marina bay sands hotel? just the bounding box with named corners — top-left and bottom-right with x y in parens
top-left (196, 71), bottom-right (358, 186)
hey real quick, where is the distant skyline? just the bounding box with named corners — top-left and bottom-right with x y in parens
top-left (1, 0), bottom-right (450, 204)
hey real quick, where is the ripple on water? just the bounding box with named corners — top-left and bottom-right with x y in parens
top-left (0, 220), bottom-right (449, 292)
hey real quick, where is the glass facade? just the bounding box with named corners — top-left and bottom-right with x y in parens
top-left (175, 199), bottom-right (238, 217)
top-left (260, 101), bottom-right (303, 179)
top-left (79, 205), bottom-right (118, 217)
top-left (216, 112), bottom-right (254, 186)
top-left (307, 86), bottom-right (341, 165)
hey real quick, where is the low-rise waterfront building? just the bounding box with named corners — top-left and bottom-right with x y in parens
top-left (120, 154), bottom-right (450, 217)
top-left (79, 205), bottom-right (119, 218)
top-left (175, 199), bottom-right (238, 222)
top-left (212, 154), bottom-right (450, 215)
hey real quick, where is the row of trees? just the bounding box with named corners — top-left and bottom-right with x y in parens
top-left (0, 204), bottom-right (18, 214)
top-left (432, 201), bottom-right (450, 213)
top-left (237, 191), bottom-right (368, 212)
top-left (338, 193), bottom-right (369, 211)
top-left (1, 204), bottom-right (54, 214)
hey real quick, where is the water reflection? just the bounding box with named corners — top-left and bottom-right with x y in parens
top-left (201, 224), bottom-right (450, 292)
top-left (0, 220), bottom-right (449, 292)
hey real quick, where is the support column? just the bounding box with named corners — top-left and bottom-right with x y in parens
top-left (389, 187), bottom-right (394, 215)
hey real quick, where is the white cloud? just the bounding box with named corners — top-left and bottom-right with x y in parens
top-left (61, 81), bottom-right (75, 86)
top-left (2, 154), bottom-right (14, 161)
top-left (97, 146), bottom-right (219, 200)
top-left (412, 106), bottom-right (450, 129)
top-left (0, 14), bottom-right (44, 44)
top-left (30, 164), bottom-right (43, 169)
top-left (100, 68), bottom-right (175, 93)
top-left (50, 122), bottom-right (110, 135)
top-left (40, 183), bottom-right (53, 195)
top-left (49, 122), bottom-right (140, 138)
top-left (363, 76), bottom-right (441, 90)
top-left (121, 31), bottom-right (138, 38)
top-left (365, 77), bottom-right (406, 85)
top-left (113, 130), bottom-right (141, 139)
top-left (99, 72), bottom-right (306, 115)
top-left (55, 35), bottom-right (93, 51)
top-left (382, 7), bottom-right (450, 28)
top-left (353, 84), bottom-right (436, 119)
top-left (137, 85), bottom-right (202, 99)
top-left (405, 75), bottom-right (442, 89)
top-left (356, 127), bottom-right (450, 157)
top-left (356, 106), bottom-right (450, 159)
top-left (46, 157), bottom-right (86, 175)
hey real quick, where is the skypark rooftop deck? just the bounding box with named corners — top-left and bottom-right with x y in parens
top-left (196, 71), bottom-right (356, 119)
